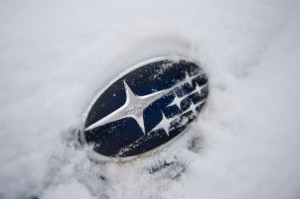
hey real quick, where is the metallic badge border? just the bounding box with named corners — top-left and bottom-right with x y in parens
top-left (79, 55), bottom-right (210, 163)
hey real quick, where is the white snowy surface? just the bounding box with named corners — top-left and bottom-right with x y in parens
top-left (1, 0), bottom-right (300, 199)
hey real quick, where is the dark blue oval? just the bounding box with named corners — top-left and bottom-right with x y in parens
top-left (84, 58), bottom-right (208, 158)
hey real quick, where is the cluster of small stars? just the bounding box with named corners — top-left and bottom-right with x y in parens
top-left (85, 71), bottom-right (207, 137)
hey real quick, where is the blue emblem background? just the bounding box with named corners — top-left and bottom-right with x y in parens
top-left (84, 59), bottom-right (208, 157)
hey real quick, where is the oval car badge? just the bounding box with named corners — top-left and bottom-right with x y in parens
top-left (83, 57), bottom-right (209, 159)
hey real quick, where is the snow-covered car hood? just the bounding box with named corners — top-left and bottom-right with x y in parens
top-left (0, 0), bottom-right (300, 198)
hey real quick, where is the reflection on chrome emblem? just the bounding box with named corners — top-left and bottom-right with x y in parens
top-left (86, 72), bottom-right (207, 136)
top-left (83, 57), bottom-right (209, 158)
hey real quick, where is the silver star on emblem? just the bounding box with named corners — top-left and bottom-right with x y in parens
top-left (168, 72), bottom-right (200, 110)
top-left (187, 99), bottom-right (206, 116)
top-left (85, 81), bottom-right (173, 133)
top-left (151, 111), bottom-right (173, 136)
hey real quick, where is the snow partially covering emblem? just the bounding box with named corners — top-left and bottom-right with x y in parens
top-left (83, 57), bottom-right (208, 159)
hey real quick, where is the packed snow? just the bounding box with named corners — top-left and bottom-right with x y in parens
top-left (0, 0), bottom-right (300, 199)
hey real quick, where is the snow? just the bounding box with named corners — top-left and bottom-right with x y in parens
top-left (1, 0), bottom-right (300, 198)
